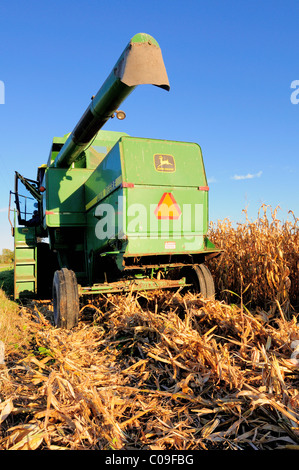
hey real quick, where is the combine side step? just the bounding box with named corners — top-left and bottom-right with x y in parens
top-left (14, 226), bottom-right (37, 300)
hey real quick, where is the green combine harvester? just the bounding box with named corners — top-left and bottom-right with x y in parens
top-left (9, 33), bottom-right (221, 328)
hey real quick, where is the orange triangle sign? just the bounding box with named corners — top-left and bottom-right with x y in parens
top-left (154, 192), bottom-right (182, 219)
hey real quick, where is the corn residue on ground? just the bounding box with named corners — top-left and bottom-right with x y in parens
top-left (0, 290), bottom-right (298, 450)
top-left (0, 205), bottom-right (298, 450)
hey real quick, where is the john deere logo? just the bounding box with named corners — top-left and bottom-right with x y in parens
top-left (154, 154), bottom-right (175, 172)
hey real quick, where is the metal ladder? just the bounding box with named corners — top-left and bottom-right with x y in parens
top-left (14, 225), bottom-right (37, 300)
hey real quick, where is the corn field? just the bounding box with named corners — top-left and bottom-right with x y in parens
top-left (208, 204), bottom-right (299, 316)
top-left (0, 205), bottom-right (298, 450)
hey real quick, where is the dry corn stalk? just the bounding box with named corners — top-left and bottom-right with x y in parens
top-left (208, 205), bottom-right (299, 316)
top-left (0, 289), bottom-right (298, 450)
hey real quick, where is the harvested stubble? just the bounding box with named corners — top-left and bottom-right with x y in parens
top-left (208, 205), bottom-right (299, 316)
top-left (0, 290), bottom-right (298, 450)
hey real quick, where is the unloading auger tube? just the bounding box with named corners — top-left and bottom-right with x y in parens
top-left (52, 33), bottom-right (170, 169)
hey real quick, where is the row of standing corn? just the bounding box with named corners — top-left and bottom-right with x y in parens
top-left (208, 205), bottom-right (298, 316)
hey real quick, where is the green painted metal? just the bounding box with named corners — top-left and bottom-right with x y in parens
top-left (11, 32), bottom-right (221, 302)
top-left (45, 168), bottom-right (93, 227)
top-left (14, 219), bottom-right (37, 299)
top-left (83, 135), bottom-right (212, 262)
top-left (129, 32), bottom-right (160, 47)
top-left (79, 277), bottom-right (187, 295)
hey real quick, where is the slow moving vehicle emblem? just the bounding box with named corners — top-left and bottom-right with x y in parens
top-left (154, 192), bottom-right (181, 219)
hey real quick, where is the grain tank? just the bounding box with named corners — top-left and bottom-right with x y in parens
top-left (10, 33), bottom-right (221, 328)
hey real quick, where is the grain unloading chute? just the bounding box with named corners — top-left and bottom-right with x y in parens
top-left (53, 33), bottom-right (170, 169)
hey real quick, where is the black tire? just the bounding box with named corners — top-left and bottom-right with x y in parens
top-left (182, 263), bottom-right (215, 299)
top-left (52, 268), bottom-right (79, 329)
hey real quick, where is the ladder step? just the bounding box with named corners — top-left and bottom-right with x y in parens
top-left (15, 258), bottom-right (36, 265)
top-left (15, 243), bottom-right (36, 248)
top-left (15, 275), bottom-right (36, 283)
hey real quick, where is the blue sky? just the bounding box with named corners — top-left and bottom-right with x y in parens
top-left (0, 0), bottom-right (298, 251)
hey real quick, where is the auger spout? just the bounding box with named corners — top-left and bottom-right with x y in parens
top-left (53, 33), bottom-right (169, 168)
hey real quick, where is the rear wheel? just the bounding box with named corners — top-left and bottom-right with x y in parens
top-left (181, 263), bottom-right (215, 299)
top-left (53, 268), bottom-right (79, 329)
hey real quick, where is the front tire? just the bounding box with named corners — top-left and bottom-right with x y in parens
top-left (53, 268), bottom-right (79, 329)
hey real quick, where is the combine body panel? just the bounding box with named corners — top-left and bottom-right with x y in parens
top-left (84, 136), bottom-right (209, 256)
top-left (10, 33), bottom-right (221, 328)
